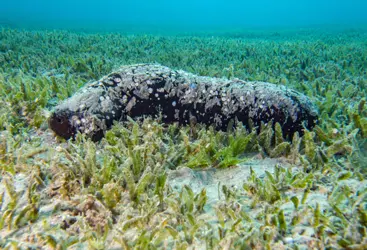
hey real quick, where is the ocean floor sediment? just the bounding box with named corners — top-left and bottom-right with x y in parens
top-left (0, 27), bottom-right (367, 249)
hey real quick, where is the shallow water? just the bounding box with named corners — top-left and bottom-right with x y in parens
top-left (0, 1), bottom-right (367, 249)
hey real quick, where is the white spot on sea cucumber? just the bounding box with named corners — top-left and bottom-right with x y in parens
top-left (125, 97), bottom-right (136, 112)
top-left (122, 95), bottom-right (128, 103)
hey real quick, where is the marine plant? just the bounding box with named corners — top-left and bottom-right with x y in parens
top-left (0, 27), bottom-right (366, 249)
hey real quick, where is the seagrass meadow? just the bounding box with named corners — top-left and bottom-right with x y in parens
top-left (0, 27), bottom-right (367, 249)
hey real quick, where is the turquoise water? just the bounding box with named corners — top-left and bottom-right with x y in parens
top-left (1, 0), bottom-right (367, 32)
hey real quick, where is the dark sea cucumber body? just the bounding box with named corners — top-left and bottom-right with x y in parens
top-left (49, 64), bottom-right (318, 141)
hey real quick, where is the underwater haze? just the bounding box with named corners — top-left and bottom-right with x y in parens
top-left (1, 0), bottom-right (367, 32)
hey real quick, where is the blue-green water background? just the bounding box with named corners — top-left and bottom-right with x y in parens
top-left (1, 0), bottom-right (367, 33)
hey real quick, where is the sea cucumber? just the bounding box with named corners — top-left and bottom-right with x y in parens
top-left (49, 64), bottom-right (318, 141)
